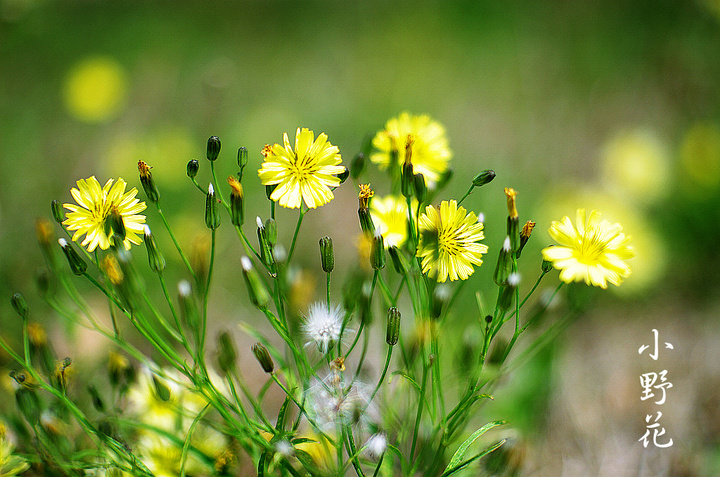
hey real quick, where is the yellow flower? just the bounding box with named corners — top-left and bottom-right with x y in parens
top-left (63, 176), bottom-right (146, 252)
top-left (258, 128), bottom-right (345, 209)
top-left (371, 112), bottom-right (451, 185)
top-left (370, 195), bottom-right (414, 248)
top-left (542, 209), bottom-right (635, 288)
top-left (417, 200), bottom-right (487, 282)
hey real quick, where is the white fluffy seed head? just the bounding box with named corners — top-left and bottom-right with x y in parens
top-left (303, 302), bottom-right (344, 353)
top-left (364, 433), bottom-right (387, 459)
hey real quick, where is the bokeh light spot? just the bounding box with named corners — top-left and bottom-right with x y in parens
top-left (63, 56), bottom-right (127, 123)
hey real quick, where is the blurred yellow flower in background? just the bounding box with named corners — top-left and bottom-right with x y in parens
top-left (542, 209), bottom-right (634, 288)
top-left (63, 176), bottom-right (146, 252)
top-left (679, 122), bottom-right (720, 192)
top-left (370, 195), bottom-right (414, 248)
top-left (417, 200), bottom-right (487, 282)
top-left (601, 129), bottom-right (670, 203)
top-left (258, 128), bottom-right (345, 209)
top-left (63, 56), bottom-right (127, 123)
top-left (539, 185), bottom-right (664, 295)
top-left (371, 112), bottom-right (451, 185)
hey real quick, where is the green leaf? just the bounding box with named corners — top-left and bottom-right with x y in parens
top-left (442, 420), bottom-right (507, 475)
top-left (441, 439), bottom-right (506, 476)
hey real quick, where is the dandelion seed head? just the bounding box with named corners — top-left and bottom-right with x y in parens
top-left (364, 433), bottom-right (387, 459)
top-left (303, 303), bottom-right (344, 353)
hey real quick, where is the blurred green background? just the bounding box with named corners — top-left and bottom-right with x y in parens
top-left (2, 0), bottom-right (720, 474)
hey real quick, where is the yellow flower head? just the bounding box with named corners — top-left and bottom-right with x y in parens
top-left (371, 112), bottom-right (451, 185)
top-left (370, 195), bottom-right (414, 248)
top-left (63, 176), bottom-right (146, 252)
top-left (417, 200), bottom-right (488, 282)
top-left (541, 209), bottom-right (635, 288)
top-left (258, 128), bottom-right (345, 209)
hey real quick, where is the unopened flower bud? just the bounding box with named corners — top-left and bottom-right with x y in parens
top-left (88, 384), bottom-right (105, 412)
top-left (58, 238), bottom-right (87, 275)
top-left (108, 351), bottom-right (132, 387)
top-left (414, 173), bottom-right (427, 203)
top-left (11, 293), bottom-right (28, 321)
top-left (237, 146), bottom-right (248, 170)
top-left (319, 236), bottom-right (334, 273)
top-left (143, 225), bottom-right (165, 273)
top-left (15, 387), bottom-right (40, 424)
top-left (431, 284), bottom-right (450, 319)
top-left (359, 281), bottom-right (373, 325)
top-left (51, 200), bottom-right (64, 224)
top-left (227, 176), bottom-right (245, 226)
top-left (371, 232), bottom-right (386, 270)
top-left (205, 183), bottom-right (221, 229)
top-left (386, 307), bottom-right (401, 346)
top-left (472, 170), bottom-right (496, 187)
top-left (107, 207), bottom-right (126, 246)
top-left (138, 160), bottom-right (160, 203)
top-left (388, 246), bottom-right (409, 274)
top-left (256, 217), bottom-right (276, 276)
top-left (206, 135), bottom-right (221, 161)
top-left (178, 280), bottom-right (199, 331)
top-left (152, 375), bottom-right (171, 402)
top-left (217, 331), bottom-right (237, 374)
top-left (101, 255), bottom-right (124, 286)
top-left (350, 153), bottom-right (366, 179)
top-left (504, 188), bottom-right (520, 251)
top-left (497, 273), bottom-right (520, 312)
top-left (252, 343), bottom-right (274, 374)
top-left (264, 218), bottom-right (277, 246)
top-left (517, 220), bottom-right (536, 258)
top-left (187, 159), bottom-right (199, 178)
top-left (241, 257), bottom-right (270, 309)
top-left (493, 236), bottom-right (513, 286)
top-left (401, 140), bottom-right (414, 198)
top-left (541, 257), bottom-right (554, 274)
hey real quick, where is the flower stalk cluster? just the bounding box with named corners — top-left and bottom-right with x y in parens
top-left (0, 116), bottom-right (634, 477)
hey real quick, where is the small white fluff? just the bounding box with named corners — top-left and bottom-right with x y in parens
top-left (364, 433), bottom-right (387, 459)
top-left (208, 182), bottom-right (214, 194)
top-left (502, 236), bottom-right (511, 252)
top-left (143, 224), bottom-right (152, 236)
top-left (256, 216), bottom-right (264, 229)
top-left (178, 280), bottom-right (192, 297)
top-left (58, 238), bottom-right (68, 247)
top-left (303, 302), bottom-right (344, 353)
top-left (477, 212), bottom-right (485, 224)
top-left (508, 272), bottom-right (521, 287)
top-left (240, 256), bottom-right (253, 271)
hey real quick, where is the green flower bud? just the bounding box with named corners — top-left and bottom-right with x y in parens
top-left (207, 136), bottom-right (221, 161)
top-left (413, 173), bottom-right (427, 203)
top-left (252, 343), bottom-right (274, 374)
top-left (472, 170), bottom-right (496, 187)
top-left (371, 232), bottom-right (386, 270)
top-left (241, 257), bottom-right (270, 309)
top-left (143, 225), bottom-right (165, 273)
top-left (178, 280), bottom-right (199, 332)
top-left (11, 292), bottom-right (28, 321)
top-left (88, 384), bottom-right (105, 412)
top-left (388, 246), bottom-right (409, 274)
top-left (264, 218), bottom-right (277, 246)
top-left (15, 387), bottom-right (40, 424)
top-left (358, 207), bottom-right (375, 236)
top-left (256, 217), bottom-right (276, 276)
top-left (107, 207), bottom-right (126, 246)
top-left (507, 216), bottom-right (520, 253)
top-left (517, 220), bottom-right (535, 258)
top-left (431, 284), bottom-right (450, 320)
top-left (359, 281), bottom-right (373, 325)
top-left (493, 236), bottom-right (513, 286)
top-left (497, 273), bottom-right (520, 312)
top-left (138, 160), bottom-right (160, 203)
top-left (217, 331), bottom-right (237, 374)
top-left (58, 238), bottom-right (87, 275)
top-left (205, 183), bottom-right (221, 229)
top-left (227, 176), bottom-right (245, 226)
top-left (401, 161), bottom-right (414, 199)
top-left (51, 200), bottom-right (64, 224)
top-left (350, 153), bottom-right (366, 179)
top-left (386, 307), bottom-right (401, 346)
top-left (319, 236), bottom-right (334, 273)
top-left (187, 159), bottom-right (199, 178)
top-left (152, 375), bottom-right (171, 402)
top-left (237, 146), bottom-right (248, 170)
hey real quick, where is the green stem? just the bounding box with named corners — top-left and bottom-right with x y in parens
top-left (456, 184), bottom-right (475, 206)
top-left (156, 205), bottom-right (197, 282)
top-left (287, 207), bottom-right (307, 263)
top-left (368, 345), bottom-right (393, 405)
top-left (410, 351), bottom-right (430, 461)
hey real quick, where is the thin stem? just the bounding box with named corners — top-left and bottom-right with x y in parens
top-left (287, 207), bottom-right (307, 263)
top-left (456, 184), bottom-right (475, 206)
top-left (368, 345), bottom-right (393, 405)
top-left (410, 350), bottom-right (430, 460)
top-left (156, 206), bottom-right (197, 282)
